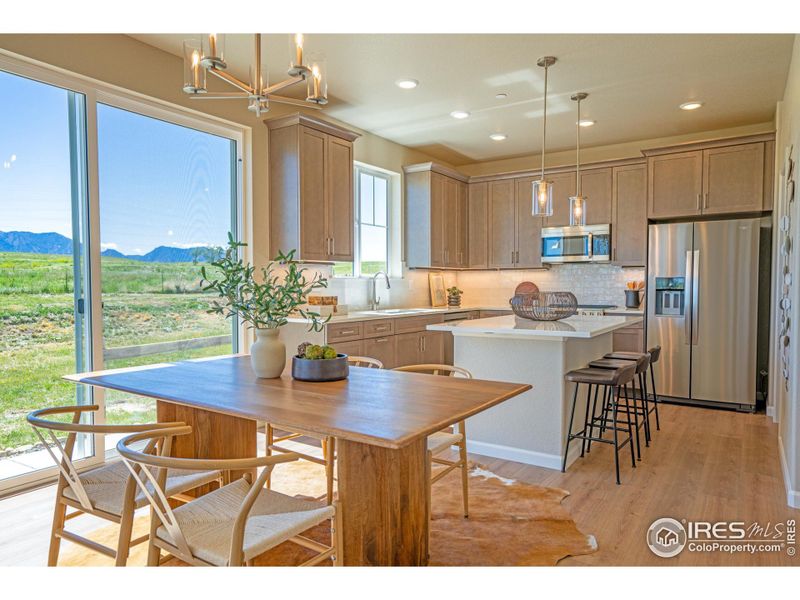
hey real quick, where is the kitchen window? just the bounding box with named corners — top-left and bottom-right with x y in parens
top-left (334, 164), bottom-right (393, 277)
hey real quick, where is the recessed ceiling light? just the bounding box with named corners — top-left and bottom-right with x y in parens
top-left (680, 101), bottom-right (703, 111)
top-left (395, 79), bottom-right (419, 89)
top-left (495, 93), bottom-right (508, 99)
top-left (450, 110), bottom-right (470, 119)
top-left (577, 119), bottom-right (595, 127)
top-left (489, 133), bottom-right (507, 141)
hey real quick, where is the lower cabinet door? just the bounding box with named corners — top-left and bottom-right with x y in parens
top-left (333, 339), bottom-right (364, 357)
top-left (612, 327), bottom-right (644, 352)
top-left (394, 332), bottom-right (422, 367)
top-left (362, 336), bottom-right (397, 369)
top-left (421, 331), bottom-right (444, 364)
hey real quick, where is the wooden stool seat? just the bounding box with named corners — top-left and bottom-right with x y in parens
top-left (566, 364), bottom-right (636, 386)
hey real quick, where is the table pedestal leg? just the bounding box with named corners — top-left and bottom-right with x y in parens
top-left (156, 400), bottom-right (257, 491)
top-left (336, 437), bottom-right (430, 566)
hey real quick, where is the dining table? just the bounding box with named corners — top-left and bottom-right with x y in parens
top-left (66, 354), bottom-right (531, 566)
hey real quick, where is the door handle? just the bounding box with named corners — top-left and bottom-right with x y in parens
top-left (692, 249), bottom-right (700, 345)
top-left (331, 237), bottom-right (335, 255)
top-left (696, 194), bottom-right (702, 211)
top-left (703, 193), bottom-right (709, 210)
top-left (684, 250), bottom-right (693, 345)
top-left (511, 251), bottom-right (515, 265)
top-left (587, 233), bottom-right (593, 258)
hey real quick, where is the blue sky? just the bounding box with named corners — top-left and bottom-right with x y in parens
top-left (0, 69), bottom-right (235, 255)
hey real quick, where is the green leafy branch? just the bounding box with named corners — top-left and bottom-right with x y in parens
top-left (200, 233), bottom-right (330, 332)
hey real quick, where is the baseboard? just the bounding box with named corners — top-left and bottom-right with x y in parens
top-left (466, 439), bottom-right (575, 471)
top-left (778, 435), bottom-right (800, 509)
top-left (767, 405), bottom-right (776, 419)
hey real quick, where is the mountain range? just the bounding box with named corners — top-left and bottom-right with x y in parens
top-left (0, 231), bottom-right (219, 263)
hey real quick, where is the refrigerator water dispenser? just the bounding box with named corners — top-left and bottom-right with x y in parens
top-left (654, 277), bottom-right (685, 316)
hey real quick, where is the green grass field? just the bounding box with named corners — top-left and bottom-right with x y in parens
top-left (0, 252), bottom-right (231, 454)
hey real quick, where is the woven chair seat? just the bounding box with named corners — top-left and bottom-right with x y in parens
top-left (428, 431), bottom-right (464, 455)
top-left (155, 478), bottom-right (335, 566)
top-left (62, 460), bottom-right (221, 516)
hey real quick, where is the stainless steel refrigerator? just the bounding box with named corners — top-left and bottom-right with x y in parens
top-left (647, 218), bottom-right (762, 409)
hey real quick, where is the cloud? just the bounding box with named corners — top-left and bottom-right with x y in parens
top-left (10, 154), bottom-right (16, 162)
top-left (172, 242), bottom-right (211, 249)
top-left (3, 162), bottom-right (10, 169)
top-left (133, 248), bottom-right (144, 255)
top-left (100, 242), bottom-right (119, 250)
top-left (167, 230), bottom-right (174, 236)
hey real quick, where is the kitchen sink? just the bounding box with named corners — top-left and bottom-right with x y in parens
top-left (355, 308), bottom-right (444, 316)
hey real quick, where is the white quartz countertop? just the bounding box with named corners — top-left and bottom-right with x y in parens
top-left (286, 305), bottom-right (511, 325)
top-left (427, 314), bottom-right (643, 340)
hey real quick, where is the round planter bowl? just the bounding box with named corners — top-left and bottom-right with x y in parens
top-left (292, 354), bottom-right (349, 382)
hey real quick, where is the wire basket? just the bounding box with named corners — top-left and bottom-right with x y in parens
top-left (509, 291), bottom-right (578, 321)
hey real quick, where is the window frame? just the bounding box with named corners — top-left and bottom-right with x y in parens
top-left (0, 50), bottom-right (252, 496)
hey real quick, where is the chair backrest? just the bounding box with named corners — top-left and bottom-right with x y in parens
top-left (26, 405), bottom-right (183, 512)
top-left (393, 364), bottom-right (473, 379)
top-left (647, 345), bottom-right (661, 363)
top-left (117, 427), bottom-right (300, 566)
top-left (347, 356), bottom-right (384, 369)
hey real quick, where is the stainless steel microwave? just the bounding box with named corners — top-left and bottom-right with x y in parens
top-left (541, 224), bottom-right (611, 263)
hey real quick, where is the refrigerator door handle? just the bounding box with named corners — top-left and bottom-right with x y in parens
top-left (692, 249), bottom-right (700, 345)
top-left (684, 250), bottom-right (693, 345)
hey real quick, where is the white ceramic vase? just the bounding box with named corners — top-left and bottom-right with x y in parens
top-left (250, 328), bottom-right (286, 378)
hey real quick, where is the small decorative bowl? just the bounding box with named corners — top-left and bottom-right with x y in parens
top-left (291, 354), bottom-right (349, 382)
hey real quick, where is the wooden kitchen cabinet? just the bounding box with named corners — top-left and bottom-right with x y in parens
top-left (580, 168), bottom-right (613, 225)
top-left (268, 113), bottom-right (359, 261)
top-left (395, 332), bottom-right (423, 367)
top-left (487, 179), bottom-right (516, 268)
top-left (702, 142), bottom-right (764, 215)
top-left (467, 182), bottom-right (488, 268)
top-left (405, 163), bottom-right (469, 268)
top-left (645, 135), bottom-right (773, 219)
top-left (612, 163), bottom-right (647, 266)
top-left (421, 331), bottom-right (444, 364)
top-left (545, 172), bottom-right (577, 227)
top-left (514, 177), bottom-right (543, 268)
top-left (362, 335), bottom-right (397, 369)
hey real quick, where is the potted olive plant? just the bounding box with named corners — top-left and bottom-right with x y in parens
top-left (201, 234), bottom-right (329, 378)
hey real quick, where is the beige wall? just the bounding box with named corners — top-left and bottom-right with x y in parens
top-left (773, 35), bottom-right (800, 505)
top-left (0, 34), bottom-right (442, 268)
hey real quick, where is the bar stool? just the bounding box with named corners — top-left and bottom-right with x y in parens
top-left (587, 354), bottom-right (651, 460)
top-left (562, 362), bottom-right (637, 484)
top-left (604, 345), bottom-right (662, 432)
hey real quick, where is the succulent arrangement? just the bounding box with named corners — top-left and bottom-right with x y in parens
top-left (297, 342), bottom-right (339, 360)
top-left (447, 286), bottom-right (464, 307)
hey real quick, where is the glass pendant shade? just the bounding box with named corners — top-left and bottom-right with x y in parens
top-left (532, 179), bottom-right (553, 216)
top-left (201, 34), bottom-right (226, 68)
top-left (306, 57), bottom-right (328, 104)
top-left (569, 195), bottom-right (587, 226)
top-left (182, 41), bottom-right (206, 94)
top-left (289, 33), bottom-right (309, 76)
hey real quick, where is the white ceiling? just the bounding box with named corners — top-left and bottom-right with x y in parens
top-left (131, 34), bottom-right (794, 166)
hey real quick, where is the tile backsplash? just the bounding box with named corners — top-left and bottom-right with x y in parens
top-left (304, 263), bottom-right (643, 310)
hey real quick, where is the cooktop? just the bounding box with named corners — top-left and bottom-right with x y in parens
top-left (577, 304), bottom-right (616, 309)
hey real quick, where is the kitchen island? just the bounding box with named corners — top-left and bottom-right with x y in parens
top-left (427, 314), bottom-right (644, 470)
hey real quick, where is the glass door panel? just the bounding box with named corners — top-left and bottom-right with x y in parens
top-left (0, 69), bottom-right (93, 485)
top-left (96, 104), bottom-right (238, 452)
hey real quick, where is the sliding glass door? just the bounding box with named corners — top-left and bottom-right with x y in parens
top-left (96, 103), bottom-right (239, 448)
top-left (0, 69), bottom-right (94, 485)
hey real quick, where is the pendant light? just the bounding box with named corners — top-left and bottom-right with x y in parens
top-left (532, 56), bottom-right (557, 217)
top-left (569, 92), bottom-right (589, 226)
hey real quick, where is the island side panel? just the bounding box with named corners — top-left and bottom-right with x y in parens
top-left (453, 333), bottom-right (612, 470)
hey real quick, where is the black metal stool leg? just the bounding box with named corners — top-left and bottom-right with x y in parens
top-left (586, 384), bottom-right (600, 453)
top-left (650, 366), bottom-right (661, 430)
top-left (626, 383), bottom-right (642, 461)
top-left (623, 384), bottom-right (637, 468)
top-left (639, 371), bottom-right (651, 444)
top-left (580, 384), bottom-right (593, 457)
top-left (562, 383), bottom-right (580, 473)
top-left (611, 386), bottom-right (621, 485)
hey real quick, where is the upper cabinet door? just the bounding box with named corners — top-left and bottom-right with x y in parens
top-left (647, 150), bottom-right (703, 219)
top-left (442, 177), bottom-right (460, 267)
top-left (467, 182), bottom-right (488, 268)
top-left (487, 180), bottom-right (517, 268)
top-left (545, 172), bottom-right (577, 227)
top-left (514, 177), bottom-right (543, 268)
top-left (702, 142), bottom-right (765, 215)
top-left (299, 127), bottom-right (329, 261)
top-left (612, 164), bottom-right (647, 266)
top-left (580, 168), bottom-right (613, 225)
top-left (429, 173), bottom-right (446, 267)
top-left (326, 136), bottom-right (354, 261)
top-left (456, 181), bottom-right (469, 267)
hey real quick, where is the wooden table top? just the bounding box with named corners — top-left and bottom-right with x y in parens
top-left (66, 355), bottom-right (531, 449)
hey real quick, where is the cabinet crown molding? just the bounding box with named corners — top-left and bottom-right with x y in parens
top-left (640, 132), bottom-right (775, 157)
top-left (264, 112), bottom-right (361, 142)
top-left (403, 162), bottom-right (469, 183)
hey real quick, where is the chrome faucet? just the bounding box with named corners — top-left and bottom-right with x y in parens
top-left (369, 271), bottom-right (391, 310)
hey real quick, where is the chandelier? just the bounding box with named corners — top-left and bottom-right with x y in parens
top-left (182, 33), bottom-right (327, 117)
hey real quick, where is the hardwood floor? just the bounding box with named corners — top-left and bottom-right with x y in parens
top-left (0, 404), bottom-right (796, 566)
